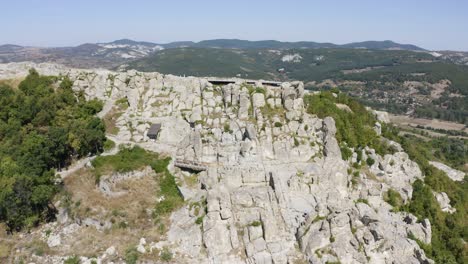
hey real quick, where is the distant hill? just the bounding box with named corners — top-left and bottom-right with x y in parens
top-left (91, 38), bottom-right (428, 51)
top-left (0, 38), bottom-right (428, 67)
top-left (0, 40), bottom-right (164, 67)
top-left (106, 38), bottom-right (158, 47)
top-left (341, 40), bottom-right (424, 51)
top-left (186, 39), bottom-right (425, 51)
top-left (188, 39), bottom-right (338, 49)
top-left (122, 48), bottom-right (275, 79)
top-left (0, 44), bottom-right (24, 52)
top-left (125, 47), bottom-right (435, 80)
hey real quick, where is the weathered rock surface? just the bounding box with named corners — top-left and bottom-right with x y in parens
top-left (433, 191), bottom-right (456, 213)
top-left (429, 161), bottom-right (465, 181)
top-left (0, 62), bottom-right (434, 264)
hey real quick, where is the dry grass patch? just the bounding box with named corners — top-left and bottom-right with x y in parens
top-left (53, 147), bottom-right (179, 259)
top-left (183, 174), bottom-right (199, 188)
top-left (55, 166), bottom-right (169, 258)
top-left (362, 167), bottom-right (382, 182)
top-left (6, 147), bottom-right (180, 261)
top-left (260, 104), bottom-right (286, 120)
top-left (64, 168), bottom-right (158, 227)
top-left (0, 78), bottom-right (25, 89)
top-left (0, 241), bottom-right (13, 260)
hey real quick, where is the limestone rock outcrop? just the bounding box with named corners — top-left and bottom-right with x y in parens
top-left (0, 62), bottom-right (435, 264)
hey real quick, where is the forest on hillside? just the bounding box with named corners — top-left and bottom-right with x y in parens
top-left (0, 70), bottom-right (106, 231)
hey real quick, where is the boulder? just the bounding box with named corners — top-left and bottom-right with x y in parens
top-left (252, 93), bottom-right (266, 108)
top-left (429, 161), bottom-right (465, 181)
top-left (433, 191), bottom-right (456, 213)
top-left (322, 117), bottom-right (341, 157)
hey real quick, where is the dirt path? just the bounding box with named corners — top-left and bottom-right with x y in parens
top-left (58, 134), bottom-right (126, 179)
top-left (57, 156), bottom-right (95, 179)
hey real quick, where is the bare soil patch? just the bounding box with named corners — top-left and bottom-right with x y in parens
top-left (389, 114), bottom-right (467, 133)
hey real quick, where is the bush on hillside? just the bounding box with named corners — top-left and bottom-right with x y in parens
top-left (0, 70), bottom-right (106, 231)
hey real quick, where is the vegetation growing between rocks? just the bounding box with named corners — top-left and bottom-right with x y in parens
top-left (304, 91), bottom-right (395, 159)
top-left (382, 125), bottom-right (467, 264)
top-left (64, 256), bottom-right (80, 264)
top-left (383, 189), bottom-right (403, 209)
top-left (124, 246), bottom-right (140, 264)
top-left (305, 90), bottom-right (466, 263)
top-left (0, 69), bottom-right (106, 231)
top-left (152, 159), bottom-right (184, 216)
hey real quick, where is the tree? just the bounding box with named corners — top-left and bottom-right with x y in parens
top-left (0, 70), bottom-right (106, 230)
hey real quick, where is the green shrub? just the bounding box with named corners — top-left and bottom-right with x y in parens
top-left (224, 123), bottom-right (231, 133)
top-left (274, 122), bottom-right (283, 128)
top-left (351, 171), bottom-right (360, 187)
top-left (254, 87), bottom-right (266, 94)
top-left (340, 144), bottom-right (353, 160)
top-left (356, 199), bottom-right (369, 205)
top-left (64, 256), bottom-right (80, 264)
top-left (195, 216), bottom-right (204, 225)
top-left (250, 221), bottom-right (262, 227)
top-left (103, 139), bottom-right (116, 151)
top-left (366, 157), bottom-right (375, 166)
top-left (294, 137), bottom-right (300, 147)
top-left (384, 189), bottom-right (403, 208)
top-left (160, 247), bottom-right (173, 261)
top-left (124, 247), bottom-right (139, 264)
top-left (118, 221), bottom-right (128, 229)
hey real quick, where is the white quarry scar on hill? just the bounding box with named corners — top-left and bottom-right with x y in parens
top-left (0, 62), bottom-right (437, 264)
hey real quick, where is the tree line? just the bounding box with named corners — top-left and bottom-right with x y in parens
top-left (0, 69), bottom-right (106, 231)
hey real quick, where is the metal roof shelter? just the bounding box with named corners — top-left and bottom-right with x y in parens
top-left (147, 124), bottom-right (161, 140)
top-left (207, 79), bottom-right (282, 87)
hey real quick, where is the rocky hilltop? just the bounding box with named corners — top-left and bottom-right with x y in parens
top-left (0, 62), bottom-right (435, 264)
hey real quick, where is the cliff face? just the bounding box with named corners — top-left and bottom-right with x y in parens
top-left (0, 62), bottom-right (433, 264)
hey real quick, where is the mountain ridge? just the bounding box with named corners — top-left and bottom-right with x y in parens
top-left (1, 38), bottom-right (427, 51)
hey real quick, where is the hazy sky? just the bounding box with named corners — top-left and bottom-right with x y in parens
top-left (1, 0), bottom-right (467, 50)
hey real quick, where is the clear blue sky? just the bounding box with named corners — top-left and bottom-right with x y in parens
top-left (1, 0), bottom-right (467, 50)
